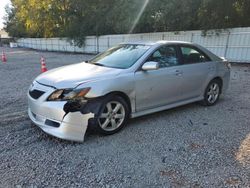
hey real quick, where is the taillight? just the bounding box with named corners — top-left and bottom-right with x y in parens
top-left (221, 57), bottom-right (231, 69)
top-left (223, 61), bottom-right (231, 69)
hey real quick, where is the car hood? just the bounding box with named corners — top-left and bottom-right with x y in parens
top-left (36, 62), bottom-right (122, 89)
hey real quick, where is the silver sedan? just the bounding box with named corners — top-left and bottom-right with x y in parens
top-left (28, 41), bottom-right (231, 142)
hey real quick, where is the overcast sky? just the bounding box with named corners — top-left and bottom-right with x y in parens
top-left (0, 0), bottom-right (11, 29)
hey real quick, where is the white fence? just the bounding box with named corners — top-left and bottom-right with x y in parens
top-left (17, 27), bottom-right (250, 63)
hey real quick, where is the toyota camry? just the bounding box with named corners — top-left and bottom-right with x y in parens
top-left (28, 41), bottom-right (231, 142)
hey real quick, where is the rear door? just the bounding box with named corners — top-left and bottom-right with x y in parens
top-left (177, 45), bottom-right (214, 100)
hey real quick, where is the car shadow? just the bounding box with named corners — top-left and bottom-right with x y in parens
top-left (86, 101), bottom-right (211, 138)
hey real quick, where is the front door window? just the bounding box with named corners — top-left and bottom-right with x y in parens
top-left (147, 46), bottom-right (180, 68)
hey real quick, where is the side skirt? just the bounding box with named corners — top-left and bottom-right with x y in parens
top-left (131, 96), bottom-right (203, 118)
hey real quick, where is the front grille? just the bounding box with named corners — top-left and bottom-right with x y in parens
top-left (29, 89), bottom-right (45, 99)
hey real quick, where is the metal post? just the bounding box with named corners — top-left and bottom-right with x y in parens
top-left (65, 39), bottom-right (67, 52)
top-left (73, 40), bottom-right (76, 53)
top-left (224, 32), bottom-right (230, 58)
top-left (40, 39), bottom-right (42, 50)
top-left (58, 39), bottom-right (60, 52)
top-left (96, 36), bottom-right (99, 53)
top-left (107, 37), bottom-right (110, 48)
top-left (51, 38), bottom-right (53, 51)
top-left (190, 33), bottom-right (194, 43)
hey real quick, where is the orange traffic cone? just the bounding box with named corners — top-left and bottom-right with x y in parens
top-left (40, 56), bottom-right (48, 73)
top-left (1, 51), bottom-right (7, 63)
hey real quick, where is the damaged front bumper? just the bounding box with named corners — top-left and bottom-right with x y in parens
top-left (28, 82), bottom-right (95, 142)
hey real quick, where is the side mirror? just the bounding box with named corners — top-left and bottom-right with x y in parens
top-left (142, 61), bottom-right (159, 71)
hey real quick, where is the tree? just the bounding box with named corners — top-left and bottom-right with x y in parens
top-left (4, 0), bottom-right (250, 46)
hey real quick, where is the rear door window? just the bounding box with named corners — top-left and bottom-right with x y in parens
top-left (180, 46), bottom-right (210, 64)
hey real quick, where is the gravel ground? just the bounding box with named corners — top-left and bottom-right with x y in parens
top-left (0, 47), bottom-right (250, 188)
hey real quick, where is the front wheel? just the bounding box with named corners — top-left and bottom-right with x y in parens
top-left (96, 95), bottom-right (129, 135)
top-left (201, 80), bottom-right (221, 106)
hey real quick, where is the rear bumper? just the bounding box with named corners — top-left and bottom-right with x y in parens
top-left (27, 82), bottom-right (94, 142)
top-left (222, 69), bottom-right (231, 93)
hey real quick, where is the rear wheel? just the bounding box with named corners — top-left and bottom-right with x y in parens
top-left (96, 95), bottom-right (129, 135)
top-left (201, 80), bottom-right (221, 106)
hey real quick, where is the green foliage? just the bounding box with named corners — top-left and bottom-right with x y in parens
top-left (4, 0), bottom-right (250, 46)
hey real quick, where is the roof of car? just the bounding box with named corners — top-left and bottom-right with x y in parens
top-left (121, 40), bottom-right (222, 62)
top-left (121, 40), bottom-right (193, 46)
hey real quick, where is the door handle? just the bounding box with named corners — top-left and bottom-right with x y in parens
top-left (175, 70), bottom-right (183, 76)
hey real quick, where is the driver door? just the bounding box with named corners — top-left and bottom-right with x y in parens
top-left (135, 45), bottom-right (183, 111)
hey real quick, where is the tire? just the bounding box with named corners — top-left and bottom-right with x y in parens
top-left (96, 95), bottom-right (129, 135)
top-left (200, 79), bottom-right (221, 106)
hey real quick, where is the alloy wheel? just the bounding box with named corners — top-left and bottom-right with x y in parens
top-left (207, 83), bottom-right (220, 104)
top-left (98, 101), bottom-right (126, 132)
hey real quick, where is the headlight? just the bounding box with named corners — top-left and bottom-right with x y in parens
top-left (47, 87), bottom-right (91, 101)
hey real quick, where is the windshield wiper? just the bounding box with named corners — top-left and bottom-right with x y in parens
top-left (85, 61), bottom-right (105, 67)
top-left (93, 63), bottom-right (105, 67)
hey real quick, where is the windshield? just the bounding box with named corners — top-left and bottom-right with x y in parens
top-left (88, 44), bottom-right (150, 69)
